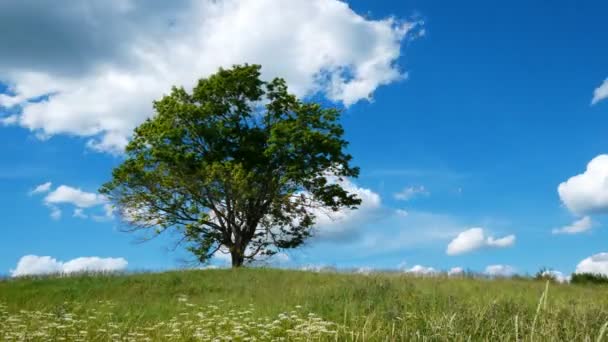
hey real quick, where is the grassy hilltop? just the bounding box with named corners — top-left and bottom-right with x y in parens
top-left (2, 268), bottom-right (608, 341)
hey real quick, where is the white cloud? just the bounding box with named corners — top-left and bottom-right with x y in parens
top-left (398, 262), bottom-right (438, 276)
top-left (104, 203), bottom-right (115, 216)
top-left (10, 256), bottom-right (62, 276)
top-left (592, 78), bottom-right (608, 105)
top-left (211, 249), bottom-right (232, 265)
top-left (10, 255), bottom-right (127, 277)
top-left (29, 181), bottom-right (52, 195)
top-left (49, 206), bottom-right (62, 220)
top-left (312, 179), bottom-right (382, 239)
top-left (92, 203), bottom-right (116, 222)
top-left (0, 115), bottom-right (19, 126)
top-left (271, 252), bottom-right (290, 264)
top-left (484, 264), bottom-right (516, 277)
top-left (552, 216), bottom-right (592, 235)
top-left (447, 228), bottom-right (486, 254)
top-left (206, 178), bottom-right (382, 246)
top-left (61, 257), bottom-right (128, 274)
top-left (575, 252), bottom-right (608, 276)
top-left (33, 183), bottom-right (113, 221)
top-left (351, 211), bottom-right (466, 258)
top-left (200, 264), bottom-right (220, 270)
top-left (211, 247), bottom-right (290, 266)
top-left (541, 270), bottom-right (570, 283)
top-left (446, 227), bottom-right (515, 255)
top-left (73, 208), bottom-right (88, 219)
top-left (300, 264), bottom-right (337, 273)
top-left (558, 155), bottom-right (608, 215)
top-left (1, 0), bottom-right (419, 153)
top-left (0, 93), bottom-right (26, 108)
top-left (486, 235), bottom-right (516, 247)
top-left (394, 185), bottom-right (428, 201)
top-left (448, 267), bottom-right (464, 276)
top-left (120, 203), bottom-right (162, 227)
top-left (44, 185), bottom-right (107, 208)
top-left (355, 266), bottom-right (374, 275)
top-left (395, 209), bottom-right (409, 217)
top-left (404, 264), bottom-right (437, 275)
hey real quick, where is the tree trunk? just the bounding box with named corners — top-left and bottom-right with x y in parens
top-left (230, 248), bottom-right (244, 268)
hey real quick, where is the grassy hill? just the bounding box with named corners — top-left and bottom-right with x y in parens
top-left (2, 268), bottom-right (608, 341)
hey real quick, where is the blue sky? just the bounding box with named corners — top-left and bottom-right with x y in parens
top-left (1, 0), bottom-right (608, 277)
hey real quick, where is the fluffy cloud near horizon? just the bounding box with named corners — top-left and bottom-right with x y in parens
top-left (484, 264), bottom-right (516, 277)
top-left (575, 252), bottom-right (608, 276)
top-left (446, 227), bottom-right (515, 256)
top-left (403, 264), bottom-right (437, 275)
top-left (448, 267), bottom-right (464, 276)
top-left (552, 216), bottom-right (592, 235)
top-left (592, 78), bottom-right (608, 105)
top-left (212, 248), bottom-right (291, 267)
top-left (558, 155), bottom-right (608, 215)
top-left (0, 0), bottom-right (419, 154)
top-left (10, 255), bottom-right (128, 277)
top-left (349, 211), bottom-right (467, 259)
top-left (541, 270), bottom-right (570, 283)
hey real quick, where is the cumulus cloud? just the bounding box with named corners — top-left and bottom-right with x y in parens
top-left (355, 266), bottom-right (374, 275)
top-left (395, 209), bottom-right (409, 217)
top-left (484, 264), bottom-right (516, 277)
top-left (1, 0), bottom-right (419, 154)
top-left (73, 208), bottom-right (88, 219)
top-left (486, 235), bottom-right (516, 248)
top-left (541, 270), bottom-right (570, 283)
top-left (29, 181), bottom-right (52, 195)
top-left (592, 78), bottom-right (608, 105)
top-left (211, 249), bottom-right (233, 265)
top-left (552, 216), bottom-right (592, 235)
top-left (558, 155), bottom-right (608, 215)
top-left (394, 185), bottom-right (428, 201)
top-left (92, 203), bottom-right (116, 221)
top-left (575, 252), bottom-right (608, 276)
top-left (61, 257), bottom-right (127, 274)
top-left (271, 252), bottom-right (291, 264)
top-left (0, 94), bottom-right (24, 108)
top-left (446, 227), bottom-right (515, 255)
top-left (448, 267), bottom-right (464, 276)
top-left (0, 115), bottom-right (18, 126)
top-left (404, 264), bottom-right (437, 275)
top-left (351, 211), bottom-right (466, 258)
top-left (211, 246), bottom-right (291, 267)
top-left (44, 185), bottom-right (107, 208)
top-left (250, 252), bottom-right (291, 266)
top-left (10, 255), bottom-right (128, 277)
top-left (49, 206), bottom-right (62, 220)
top-left (300, 264), bottom-right (337, 273)
top-left (31, 183), bottom-right (113, 221)
top-left (10, 256), bottom-right (62, 276)
top-left (312, 179), bottom-right (382, 239)
top-left (447, 228), bottom-right (487, 255)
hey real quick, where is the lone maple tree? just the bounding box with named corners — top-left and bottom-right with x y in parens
top-left (100, 65), bottom-right (361, 267)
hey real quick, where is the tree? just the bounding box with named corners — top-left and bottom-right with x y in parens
top-left (100, 64), bottom-right (361, 267)
top-left (571, 273), bottom-right (608, 285)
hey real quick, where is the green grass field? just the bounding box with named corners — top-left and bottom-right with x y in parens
top-left (2, 269), bottom-right (608, 341)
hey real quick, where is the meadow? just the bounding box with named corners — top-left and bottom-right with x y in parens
top-left (1, 268), bottom-right (608, 341)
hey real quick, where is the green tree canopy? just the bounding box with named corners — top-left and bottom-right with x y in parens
top-left (100, 65), bottom-right (361, 267)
